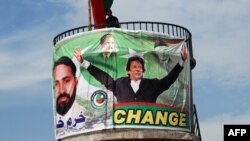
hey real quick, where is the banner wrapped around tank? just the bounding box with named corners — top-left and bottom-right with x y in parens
top-left (52, 28), bottom-right (191, 139)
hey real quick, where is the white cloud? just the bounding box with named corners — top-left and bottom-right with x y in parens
top-left (60, 0), bottom-right (89, 27)
top-left (0, 42), bottom-right (52, 90)
top-left (0, 0), bottom-right (87, 91)
top-left (182, 0), bottom-right (250, 88)
top-left (200, 113), bottom-right (250, 141)
top-left (193, 31), bottom-right (250, 87)
top-left (0, 18), bottom-right (55, 91)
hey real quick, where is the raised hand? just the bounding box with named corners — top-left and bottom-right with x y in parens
top-left (181, 45), bottom-right (188, 61)
top-left (74, 47), bottom-right (83, 63)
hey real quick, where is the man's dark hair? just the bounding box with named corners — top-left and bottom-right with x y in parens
top-left (126, 55), bottom-right (145, 72)
top-left (53, 56), bottom-right (76, 76)
top-left (105, 9), bottom-right (112, 15)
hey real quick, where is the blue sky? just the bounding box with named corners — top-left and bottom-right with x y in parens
top-left (1, 0), bottom-right (250, 141)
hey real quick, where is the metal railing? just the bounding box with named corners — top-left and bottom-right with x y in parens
top-left (53, 22), bottom-right (196, 70)
top-left (119, 21), bottom-right (191, 39)
top-left (53, 21), bottom-right (194, 60)
top-left (53, 21), bottom-right (195, 67)
top-left (53, 21), bottom-right (193, 56)
top-left (193, 104), bottom-right (202, 141)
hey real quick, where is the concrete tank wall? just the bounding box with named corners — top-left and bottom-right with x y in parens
top-left (60, 129), bottom-right (199, 141)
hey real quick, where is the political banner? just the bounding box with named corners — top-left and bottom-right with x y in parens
top-left (52, 28), bottom-right (191, 139)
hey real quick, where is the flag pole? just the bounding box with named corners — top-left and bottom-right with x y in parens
top-left (88, 0), bottom-right (92, 31)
